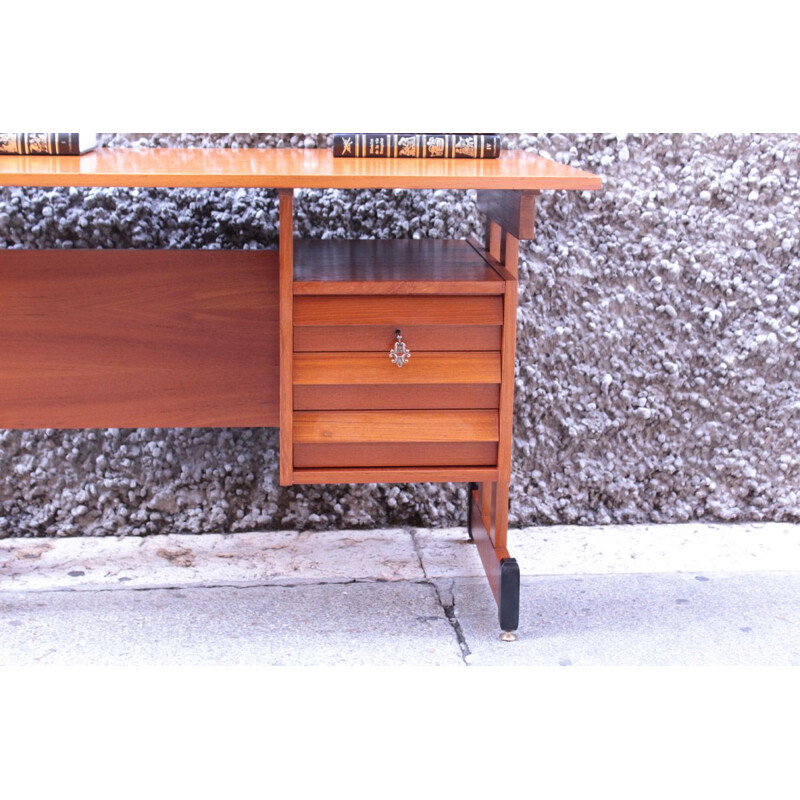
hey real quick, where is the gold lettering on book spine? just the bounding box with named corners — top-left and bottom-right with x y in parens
top-left (427, 137), bottom-right (445, 157)
top-left (28, 133), bottom-right (50, 154)
top-left (0, 133), bottom-right (17, 153)
top-left (398, 136), bottom-right (417, 157)
top-left (369, 137), bottom-right (387, 156)
top-left (454, 135), bottom-right (477, 158)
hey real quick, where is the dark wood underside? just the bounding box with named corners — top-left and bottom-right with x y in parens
top-left (0, 249), bottom-right (280, 429)
top-left (293, 239), bottom-right (503, 294)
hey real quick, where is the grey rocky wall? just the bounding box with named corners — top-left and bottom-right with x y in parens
top-left (1, 133), bottom-right (798, 537)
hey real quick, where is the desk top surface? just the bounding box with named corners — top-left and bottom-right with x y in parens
top-left (0, 148), bottom-right (602, 191)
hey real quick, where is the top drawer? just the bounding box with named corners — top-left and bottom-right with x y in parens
top-left (294, 295), bottom-right (503, 327)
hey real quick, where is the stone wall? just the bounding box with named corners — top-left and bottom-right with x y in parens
top-left (1, 133), bottom-right (798, 537)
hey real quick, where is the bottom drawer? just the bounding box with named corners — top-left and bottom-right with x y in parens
top-left (292, 409), bottom-right (499, 470)
top-left (294, 442), bottom-right (498, 469)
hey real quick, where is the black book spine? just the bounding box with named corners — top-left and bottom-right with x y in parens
top-left (332, 134), bottom-right (501, 158)
top-left (0, 133), bottom-right (83, 155)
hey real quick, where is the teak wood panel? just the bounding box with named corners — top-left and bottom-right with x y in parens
top-left (293, 410), bottom-right (499, 444)
top-left (294, 296), bottom-right (503, 326)
top-left (293, 352), bottom-right (501, 385)
top-left (293, 384), bottom-right (500, 411)
top-left (294, 324), bottom-right (502, 352)
top-left (294, 442), bottom-right (498, 469)
top-left (0, 249), bottom-right (279, 429)
top-left (0, 149), bottom-right (604, 191)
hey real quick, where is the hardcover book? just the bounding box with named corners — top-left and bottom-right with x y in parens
top-left (333, 133), bottom-right (501, 159)
top-left (0, 132), bottom-right (97, 155)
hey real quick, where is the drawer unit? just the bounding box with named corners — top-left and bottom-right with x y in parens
top-left (287, 238), bottom-right (507, 483)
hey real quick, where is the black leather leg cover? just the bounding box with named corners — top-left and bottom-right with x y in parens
top-left (498, 557), bottom-right (520, 631)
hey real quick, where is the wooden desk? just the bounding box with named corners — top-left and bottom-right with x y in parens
top-left (0, 148), bottom-right (601, 638)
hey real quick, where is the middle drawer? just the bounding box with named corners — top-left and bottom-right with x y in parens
top-left (294, 351), bottom-right (501, 410)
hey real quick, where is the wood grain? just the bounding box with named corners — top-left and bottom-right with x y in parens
top-left (293, 352), bottom-right (501, 385)
top-left (0, 249), bottom-right (278, 429)
top-left (294, 442), bottom-right (497, 469)
top-left (293, 410), bottom-right (499, 444)
top-left (0, 149), bottom-right (603, 191)
top-left (294, 296), bottom-right (503, 326)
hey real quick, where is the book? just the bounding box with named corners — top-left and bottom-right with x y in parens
top-left (332, 133), bottom-right (501, 159)
top-left (0, 132), bottom-right (97, 155)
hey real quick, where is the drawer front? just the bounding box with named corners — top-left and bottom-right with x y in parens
top-left (293, 410), bottom-right (499, 469)
top-left (294, 442), bottom-right (498, 469)
top-left (294, 384), bottom-right (500, 411)
top-left (294, 324), bottom-right (501, 352)
top-left (294, 295), bottom-right (503, 326)
top-left (294, 352), bottom-right (501, 386)
top-left (294, 410), bottom-right (499, 444)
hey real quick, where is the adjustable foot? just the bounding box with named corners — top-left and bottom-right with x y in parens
top-left (499, 631), bottom-right (518, 642)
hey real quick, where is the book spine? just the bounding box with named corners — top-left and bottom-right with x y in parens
top-left (332, 134), bottom-right (501, 158)
top-left (0, 133), bottom-right (83, 155)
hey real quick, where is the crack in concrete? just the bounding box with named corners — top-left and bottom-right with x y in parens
top-left (426, 578), bottom-right (472, 665)
top-left (3, 529), bottom-right (476, 665)
top-left (408, 528), bottom-right (471, 665)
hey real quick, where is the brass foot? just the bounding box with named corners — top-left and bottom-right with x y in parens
top-left (499, 630), bottom-right (518, 642)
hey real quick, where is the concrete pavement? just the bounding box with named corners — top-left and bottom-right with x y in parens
top-left (1, 523), bottom-right (799, 665)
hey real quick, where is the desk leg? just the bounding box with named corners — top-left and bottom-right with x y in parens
top-left (468, 481), bottom-right (520, 639)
